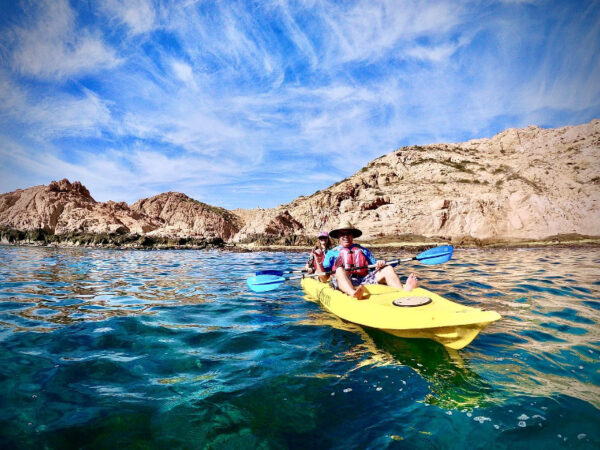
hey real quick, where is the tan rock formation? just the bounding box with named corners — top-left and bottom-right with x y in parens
top-left (131, 192), bottom-right (241, 240)
top-left (264, 211), bottom-right (304, 236)
top-left (0, 178), bottom-right (161, 235)
top-left (233, 119), bottom-right (600, 243)
top-left (0, 179), bottom-right (239, 241)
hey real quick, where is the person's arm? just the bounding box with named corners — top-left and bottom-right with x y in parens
top-left (318, 250), bottom-right (333, 282)
top-left (305, 252), bottom-right (315, 274)
top-left (362, 247), bottom-right (384, 270)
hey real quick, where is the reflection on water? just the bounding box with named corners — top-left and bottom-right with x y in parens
top-left (0, 248), bottom-right (231, 331)
top-left (300, 306), bottom-right (494, 410)
top-left (0, 246), bottom-right (598, 447)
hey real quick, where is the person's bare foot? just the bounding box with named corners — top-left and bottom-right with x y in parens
top-left (403, 273), bottom-right (418, 291)
top-left (352, 285), bottom-right (368, 300)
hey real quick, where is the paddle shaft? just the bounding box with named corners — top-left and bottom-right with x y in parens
top-left (279, 268), bottom-right (309, 274)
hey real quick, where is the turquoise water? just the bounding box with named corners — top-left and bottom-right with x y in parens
top-left (0, 246), bottom-right (598, 449)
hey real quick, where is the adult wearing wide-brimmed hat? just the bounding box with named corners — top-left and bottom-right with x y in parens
top-left (320, 220), bottom-right (418, 299)
top-left (304, 231), bottom-right (333, 274)
top-left (328, 221), bottom-right (362, 239)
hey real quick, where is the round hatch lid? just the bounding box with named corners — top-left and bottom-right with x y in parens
top-left (392, 296), bottom-right (432, 307)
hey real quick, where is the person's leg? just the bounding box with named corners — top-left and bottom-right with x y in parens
top-left (374, 265), bottom-right (403, 289)
top-left (335, 267), bottom-right (367, 299)
top-left (374, 266), bottom-right (418, 291)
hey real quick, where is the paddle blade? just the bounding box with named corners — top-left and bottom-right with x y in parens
top-left (416, 245), bottom-right (454, 265)
top-left (247, 274), bottom-right (286, 292)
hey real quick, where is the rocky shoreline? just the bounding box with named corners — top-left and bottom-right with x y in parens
top-left (0, 227), bottom-right (226, 250)
top-left (226, 234), bottom-right (600, 253)
top-left (2, 226), bottom-right (597, 252)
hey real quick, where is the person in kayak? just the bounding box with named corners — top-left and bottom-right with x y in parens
top-left (304, 231), bottom-right (333, 274)
top-left (319, 221), bottom-right (418, 299)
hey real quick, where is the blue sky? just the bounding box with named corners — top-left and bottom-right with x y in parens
top-left (0, 0), bottom-right (598, 209)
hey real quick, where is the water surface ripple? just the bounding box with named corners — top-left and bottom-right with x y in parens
top-left (0, 246), bottom-right (598, 448)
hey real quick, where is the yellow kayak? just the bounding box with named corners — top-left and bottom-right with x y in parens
top-left (301, 277), bottom-right (501, 350)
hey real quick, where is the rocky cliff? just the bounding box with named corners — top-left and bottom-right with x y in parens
top-left (1, 120), bottom-right (599, 248)
top-left (0, 179), bottom-right (161, 236)
top-left (131, 192), bottom-right (241, 240)
top-left (233, 119), bottom-right (600, 244)
top-left (0, 180), bottom-right (238, 247)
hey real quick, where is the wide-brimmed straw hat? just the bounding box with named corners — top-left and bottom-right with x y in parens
top-left (329, 220), bottom-right (362, 239)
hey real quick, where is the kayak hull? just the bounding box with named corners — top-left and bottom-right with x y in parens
top-left (301, 277), bottom-right (501, 350)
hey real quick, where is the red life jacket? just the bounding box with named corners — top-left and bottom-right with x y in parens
top-left (333, 245), bottom-right (369, 277)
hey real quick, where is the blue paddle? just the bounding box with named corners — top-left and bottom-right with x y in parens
top-left (395, 244), bottom-right (454, 266)
top-left (246, 273), bottom-right (287, 292)
top-left (247, 245), bottom-right (454, 293)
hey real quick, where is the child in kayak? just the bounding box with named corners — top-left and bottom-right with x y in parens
top-left (318, 221), bottom-right (418, 299)
top-left (304, 231), bottom-right (333, 274)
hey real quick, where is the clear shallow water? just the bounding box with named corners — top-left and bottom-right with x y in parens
top-left (0, 246), bottom-right (598, 449)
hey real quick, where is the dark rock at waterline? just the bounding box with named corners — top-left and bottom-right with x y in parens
top-left (0, 227), bottom-right (225, 250)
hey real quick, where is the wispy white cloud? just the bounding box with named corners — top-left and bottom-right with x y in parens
top-left (0, 133), bottom-right (253, 204)
top-left (9, 0), bottom-right (120, 80)
top-left (520, 4), bottom-right (600, 113)
top-left (0, 73), bottom-right (112, 138)
top-left (100, 0), bottom-right (156, 35)
top-left (405, 41), bottom-right (461, 62)
top-left (119, 94), bottom-right (259, 160)
top-left (170, 59), bottom-right (197, 90)
top-left (0, 136), bottom-right (126, 200)
top-left (496, 0), bottom-right (539, 4)
top-left (317, 0), bottom-right (464, 65)
top-left (276, 3), bottom-right (319, 68)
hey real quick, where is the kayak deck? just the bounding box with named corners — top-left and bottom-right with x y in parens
top-left (301, 277), bottom-right (501, 350)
